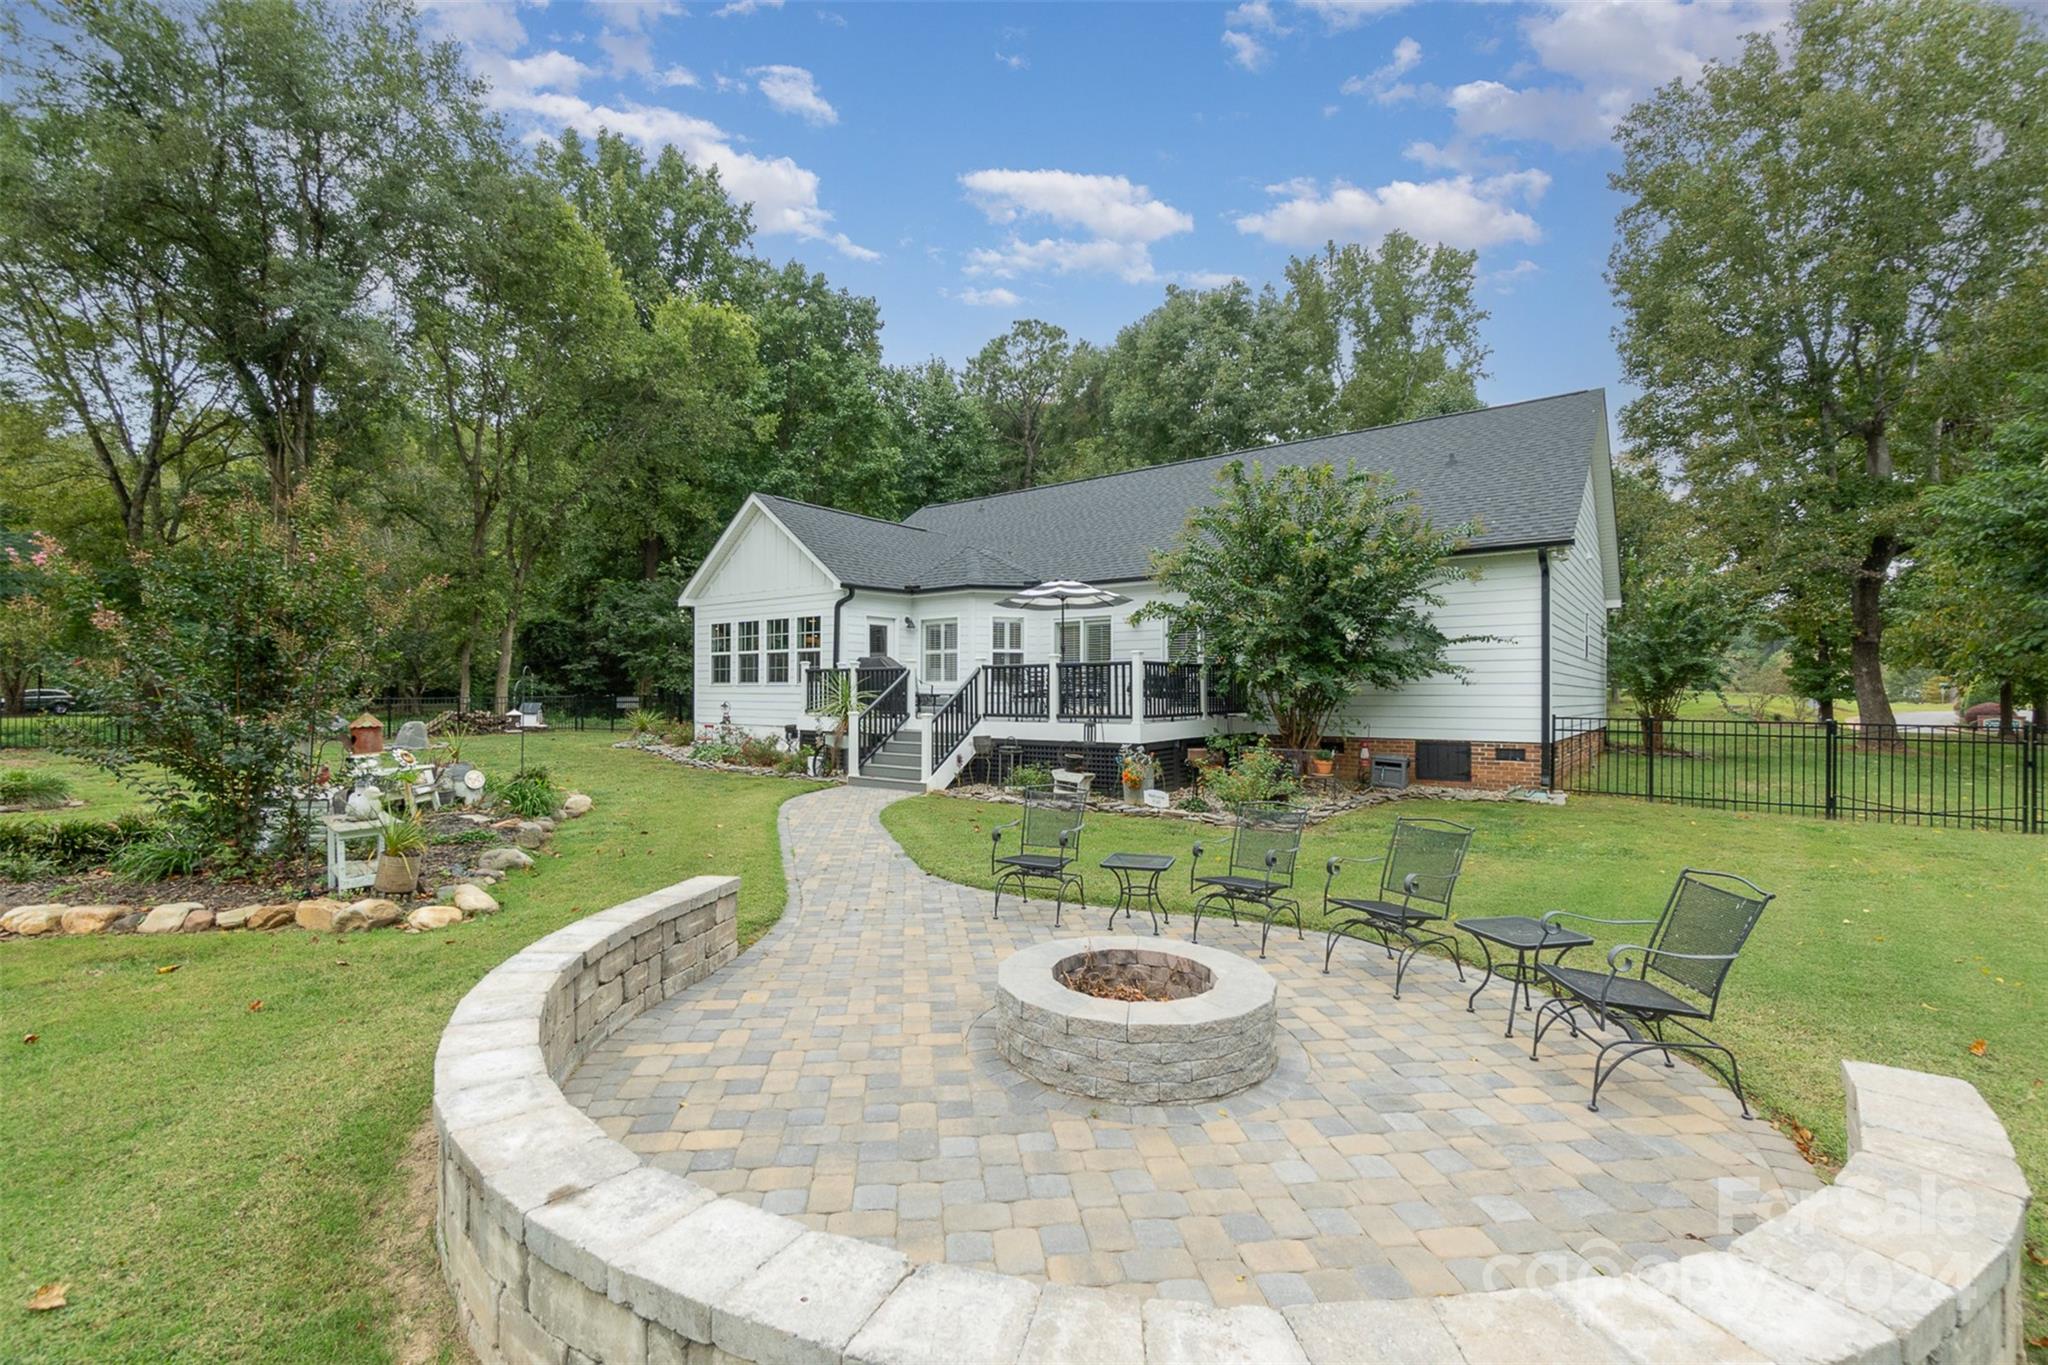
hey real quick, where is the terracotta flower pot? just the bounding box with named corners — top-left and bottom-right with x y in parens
top-left (1309, 758), bottom-right (1335, 777)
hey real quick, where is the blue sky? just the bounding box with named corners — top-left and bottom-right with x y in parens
top-left (431, 0), bottom-right (1789, 418)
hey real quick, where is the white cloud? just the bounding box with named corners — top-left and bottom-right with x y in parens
top-left (1447, 1), bottom-right (1784, 150)
top-left (1228, 0), bottom-right (1284, 31)
top-left (953, 287), bottom-right (1022, 307)
top-left (1180, 270), bottom-right (1245, 289)
top-left (714, 0), bottom-right (785, 15)
top-left (817, 10), bottom-right (847, 27)
top-left (965, 237), bottom-right (1158, 284)
top-left (658, 65), bottom-right (700, 88)
top-left (961, 169), bottom-right (1192, 243)
top-left (491, 90), bottom-right (876, 260)
top-left (749, 65), bottom-right (838, 125)
top-left (1222, 30), bottom-right (1272, 72)
top-left (1296, 0), bottom-right (1411, 33)
top-left (481, 49), bottom-right (595, 95)
top-left (1341, 35), bottom-right (1422, 103)
top-left (598, 29), bottom-right (658, 79)
top-left (419, 0), bottom-right (533, 52)
top-left (1482, 258), bottom-right (1541, 293)
top-left (995, 50), bottom-right (1028, 70)
top-left (1234, 170), bottom-right (1547, 250)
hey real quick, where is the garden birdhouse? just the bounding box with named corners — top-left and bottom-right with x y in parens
top-left (348, 712), bottom-right (385, 756)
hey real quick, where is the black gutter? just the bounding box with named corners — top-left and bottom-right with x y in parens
top-left (830, 584), bottom-right (857, 665)
top-left (1538, 548), bottom-right (1553, 788)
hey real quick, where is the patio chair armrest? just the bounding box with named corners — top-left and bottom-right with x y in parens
top-left (991, 819), bottom-right (1021, 846)
top-left (1606, 943), bottom-right (1739, 973)
top-left (1539, 910), bottom-right (1659, 929)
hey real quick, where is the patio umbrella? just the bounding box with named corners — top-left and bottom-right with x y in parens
top-left (996, 580), bottom-right (1132, 659)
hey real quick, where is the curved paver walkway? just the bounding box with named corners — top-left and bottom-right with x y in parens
top-left (564, 785), bottom-right (1818, 1310)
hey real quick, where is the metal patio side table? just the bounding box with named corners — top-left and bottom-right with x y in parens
top-left (1456, 915), bottom-right (1595, 1038)
top-left (1101, 853), bottom-right (1176, 935)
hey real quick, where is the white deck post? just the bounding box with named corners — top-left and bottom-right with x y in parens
top-left (1048, 651), bottom-right (1061, 723)
top-left (1199, 660), bottom-right (1210, 719)
top-left (1129, 650), bottom-right (1148, 744)
top-left (919, 722), bottom-right (933, 781)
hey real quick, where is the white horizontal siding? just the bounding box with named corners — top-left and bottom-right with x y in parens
top-left (1549, 472), bottom-right (1610, 723)
top-left (1332, 552), bottom-right (1545, 743)
top-left (690, 507), bottom-right (843, 733)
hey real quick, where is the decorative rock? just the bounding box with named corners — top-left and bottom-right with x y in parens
top-left (563, 792), bottom-right (593, 817)
top-left (6, 907), bottom-right (63, 936)
top-left (470, 870), bottom-right (503, 885)
top-left (407, 905), bottom-right (462, 931)
top-left (294, 898), bottom-right (348, 933)
top-left (139, 902), bottom-right (202, 934)
top-left (215, 905), bottom-right (262, 930)
top-left (4, 904), bottom-right (65, 933)
top-left (477, 847), bottom-right (533, 873)
top-left (181, 909), bottom-right (215, 933)
top-left (62, 905), bottom-right (131, 935)
top-left (112, 912), bottom-right (144, 934)
top-left (245, 903), bottom-right (296, 930)
top-left (347, 898), bottom-right (403, 929)
top-left (451, 884), bottom-right (500, 916)
top-left (533, 816), bottom-right (556, 834)
top-left (513, 822), bottom-right (548, 849)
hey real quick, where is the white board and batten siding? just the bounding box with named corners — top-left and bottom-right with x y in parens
top-left (687, 504), bottom-right (843, 731)
top-left (1548, 470), bottom-right (1612, 724)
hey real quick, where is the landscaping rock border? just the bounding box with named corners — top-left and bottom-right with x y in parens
top-left (436, 875), bottom-right (2031, 1365)
top-left (942, 780), bottom-right (1562, 827)
top-left (616, 737), bottom-right (843, 783)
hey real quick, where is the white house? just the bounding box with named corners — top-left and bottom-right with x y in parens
top-left (678, 389), bottom-right (1621, 792)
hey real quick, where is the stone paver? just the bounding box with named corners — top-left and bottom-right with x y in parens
top-left (564, 786), bottom-right (1817, 1310)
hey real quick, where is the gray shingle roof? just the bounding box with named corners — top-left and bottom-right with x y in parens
top-left (759, 390), bottom-right (1605, 591)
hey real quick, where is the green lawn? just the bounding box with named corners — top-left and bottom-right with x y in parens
top-left (0, 733), bottom-right (816, 1362)
top-left (884, 790), bottom-right (2048, 1347)
top-left (0, 752), bottom-right (153, 824)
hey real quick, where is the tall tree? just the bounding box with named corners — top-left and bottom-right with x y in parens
top-left (967, 319), bottom-right (1074, 489)
top-left (878, 359), bottom-right (1004, 512)
top-left (1282, 231), bottom-right (1489, 431)
top-left (12, 0), bottom-right (488, 513)
top-left (1610, 0), bottom-right (2048, 731)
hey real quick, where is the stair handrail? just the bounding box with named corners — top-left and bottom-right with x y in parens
top-left (855, 668), bottom-right (911, 769)
top-left (927, 667), bottom-right (984, 776)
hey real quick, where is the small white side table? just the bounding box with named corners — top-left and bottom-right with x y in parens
top-left (323, 816), bottom-right (384, 894)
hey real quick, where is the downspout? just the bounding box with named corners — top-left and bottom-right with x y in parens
top-left (1538, 549), bottom-right (1553, 789)
top-left (830, 585), bottom-right (857, 665)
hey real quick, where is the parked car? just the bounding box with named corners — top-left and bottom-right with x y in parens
top-left (2, 688), bottom-right (76, 714)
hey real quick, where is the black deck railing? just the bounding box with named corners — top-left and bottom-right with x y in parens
top-left (927, 671), bottom-right (982, 775)
top-left (856, 670), bottom-right (911, 769)
top-left (1058, 661), bottom-right (1132, 721)
top-left (1552, 714), bottom-right (2044, 833)
top-left (984, 664), bottom-right (1051, 720)
top-left (1143, 662), bottom-right (1203, 719)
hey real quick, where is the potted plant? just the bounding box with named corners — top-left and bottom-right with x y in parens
top-left (374, 811), bottom-right (427, 893)
top-left (812, 671), bottom-right (874, 776)
top-left (1308, 747), bottom-right (1336, 778)
top-left (1117, 744), bottom-right (1151, 803)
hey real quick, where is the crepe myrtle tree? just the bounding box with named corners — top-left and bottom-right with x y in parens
top-left (1135, 460), bottom-right (1475, 753)
top-left (1609, 575), bottom-right (1748, 751)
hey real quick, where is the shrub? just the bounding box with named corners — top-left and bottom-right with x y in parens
top-left (0, 813), bottom-right (156, 871)
top-left (107, 826), bottom-right (211, 881)
top-left (379, 811), bottom-right (428, 857)
top-left (1009, 763), bottom-right (1053, 791)
top-left (737, 735), bottom-right (782, 768)
top-left (0, 770), bottom-right (73, 809)
top-left (492, 767), bottom-right (561, 819)
top-left (1201, 743), bottom-right (1300, 808)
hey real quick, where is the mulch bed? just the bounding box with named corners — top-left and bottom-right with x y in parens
top-left (0, 810), bottom-right (521, 913)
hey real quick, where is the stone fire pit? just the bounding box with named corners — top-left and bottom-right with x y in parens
top-left (993, 935), bottom-right (1277, 1104)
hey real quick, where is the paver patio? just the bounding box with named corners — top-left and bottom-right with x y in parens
top-left (564, 785), bottom-right (1820, 1310)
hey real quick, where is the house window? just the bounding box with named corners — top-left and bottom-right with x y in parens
top-left (867, 622), bottom-right (890, 657)
top-left (1166, 620), bottom-right (1199, 664)
top-left (797, 615), bottom-right (822, 676)
top-left (737, 620), bottom-right (760, 684)
top-left (766, 618), bottom-right (791, 684)
top-left (923, 619), bottom-right (959, 684)
top-left (1059, 615), bottom-right (1113, 663)
top-left (991, 618), bottom-right (1024, 667)
top-left (1415, 741), bottom-right (1472, 782)
top-left (710, 622), bottom-right (732, 685)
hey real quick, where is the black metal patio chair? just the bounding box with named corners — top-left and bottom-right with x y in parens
top-left (1320, 817), bottom-right (1475, 996)
top-left (990, 785), bottom-right (1087, 925)
top-left (1528, 869), bottom-right (1773, 1117)
top-left (1189, 801), bottom-right (1308, 956)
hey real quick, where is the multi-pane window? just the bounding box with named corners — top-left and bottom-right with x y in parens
top-left (1060, 616), bottom-right (1113, 663)
top-left (1166, 620), bottom-right (1199, 664)
top-left (737, 620), bottom-right (760, 683)
top-left (797, 615), bottom-right (823, 675)
top-left (923, 619), bottom-right (959, 684)
top-left (767, 618), bottom-right (791, 684)
top-left (710, 622), bottom-right (733, 684)
top-left (991, 618), bottom-right (1024, 666)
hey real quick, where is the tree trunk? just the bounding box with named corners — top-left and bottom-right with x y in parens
top-left (456, 634), bottom-right (474, 713)
top-left (1644, 714), bottom-right (1664, 756)
top-left (1998, 679), bottom-right (2014, 736)
top-left (1816, 697), bottom-right (1835, 723)
top-left (493, 610), bottom-right (517, 715)
top-left (1848, 533), bottom-right (1897, 735)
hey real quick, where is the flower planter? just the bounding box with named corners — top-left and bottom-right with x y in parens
top-left (374, 853), bottom-right (421, 894)
top-left (1123, 782), bottom-right (1145, 804)
top-left (1308, 758), bottom-right (1335, 778)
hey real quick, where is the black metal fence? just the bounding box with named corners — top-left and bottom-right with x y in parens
top-left (1552, 715), bottom-right (2044, 833)
top-left (0, 709), bottom-right (132, 751)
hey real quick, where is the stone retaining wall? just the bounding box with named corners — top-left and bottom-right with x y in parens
top-left (438, 875), bottom-right (2032, 1365)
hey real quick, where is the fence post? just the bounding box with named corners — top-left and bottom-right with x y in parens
top-left (2028, 725), bottom-right (2041, 835)
top-left (1542, 715), bottom-right (1555, 790)
top-left (1644, 716), bottom-right (1655, 804)
top-left (1825, 718), bottom-right (1839, 820)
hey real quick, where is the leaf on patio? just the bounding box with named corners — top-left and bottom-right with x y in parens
top-left (156, 964), bottom-right (179, 975)
top-left (27, 1282), bottom-right (68, 1311)
top-left (247, 999), bottom-right (264, 1012)
top-left (1968, 1039), bottom-right (1988, 1057)
top-left (21, 1033), bottom-right (37, 1045)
